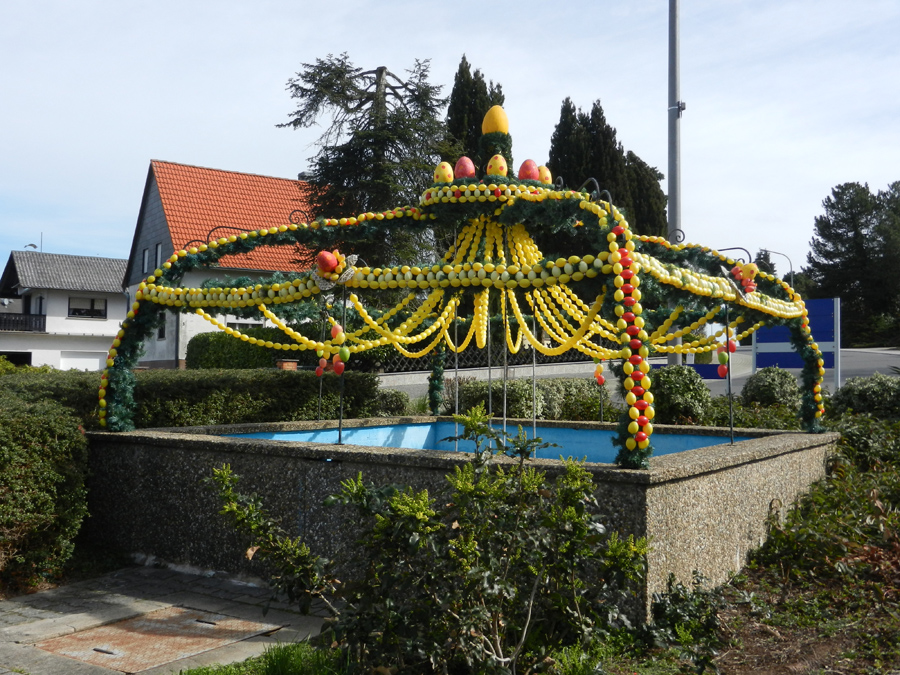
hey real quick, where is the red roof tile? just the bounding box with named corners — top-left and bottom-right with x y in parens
top-left (151, 160), bottom-right (314, 272)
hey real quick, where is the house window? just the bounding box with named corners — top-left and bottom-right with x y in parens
top-left (142, 248), bottom-right (149, 274)
top-left (155, 243), bottom-right (162, 270)
top-left (157, 314), bottom-right (166, 340)
top-left (68, 297), bottom-right (107, 319)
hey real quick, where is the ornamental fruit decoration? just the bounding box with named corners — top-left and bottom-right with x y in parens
top-left (593, 359), bottom-right (605, 386)
top-left (730, 262), bottom-right (759, 294)
top-left (317, 250), bottom-right (339, 274)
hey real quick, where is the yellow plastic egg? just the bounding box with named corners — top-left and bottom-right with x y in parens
top-left (486, 154), bottom-right (508, 177)
top-left (538, 165), bottom-right (553, 184)
top-left (434, 162), bottom-right (453, 183)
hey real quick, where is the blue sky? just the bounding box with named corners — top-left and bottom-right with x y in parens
top-left (2, 0), bottom-right (898, 282)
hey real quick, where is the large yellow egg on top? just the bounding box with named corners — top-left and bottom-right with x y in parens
top-left (482, 105), bottom-right (509, 135)
top-left (434, 162), bottom-right (453, 183)
top-left (486, 154), bottom-right (508, 177)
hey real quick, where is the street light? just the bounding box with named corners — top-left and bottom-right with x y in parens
top-left (758, 248), bottom-right (793, 288)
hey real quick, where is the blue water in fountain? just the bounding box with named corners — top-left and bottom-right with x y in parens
top-left (228, 422), bottom-right (754, 465)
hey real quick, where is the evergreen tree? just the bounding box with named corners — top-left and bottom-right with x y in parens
top-left (625, 151), bottom-right (668, 237)
top-left (547, 98), bottom-right (667, 236)
top-left (279, 53), bottom-right (449, 264)
top-left (804, 182), bottom-right (881, 343)
top-left (445, 55), bottom-right (504, 168)
top-left (547, 98), bottom-right (591, 189)
top-left (586, 101), bottom-right (629, 207)
top-left (805, 183), bottom-right (878, 302)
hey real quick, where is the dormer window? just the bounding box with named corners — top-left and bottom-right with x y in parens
top-left (68, 297), bottom-right (107, 319)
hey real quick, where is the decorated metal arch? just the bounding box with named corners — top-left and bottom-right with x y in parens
top-left (98, 106), bottom-right (826, 468)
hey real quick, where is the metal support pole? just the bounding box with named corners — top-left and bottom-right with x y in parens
top-left (725, 304), bottom-right (734, 445)
top-left (317, 305), bottom-right (326, 421)
top-left (667, 0), bottom-right (685, 366)
top-left (454, 298), bottom-right (460, 453)
top-left (338, 287), bottom-right (347, 444)
top-left (532, 309), bottom-right (537, 440)
top-left (487, 308), bottom-right (492, 418)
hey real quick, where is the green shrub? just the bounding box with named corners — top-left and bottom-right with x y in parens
top-left (185, 328), bottom-right (282, 369)
top-left (451, 378), bottom-right (543, 419)
top-left (538, 377), bottom-right (612, 421)
top-left (0, 391), bottom-right (88, 585)
top-left (209, 404), bottom-right (648, 674)
top-left (832, 372), bottom-right (900, 419)
top-left (741, 366), bottom-right (800, 409)
top-left (704, 396), bottom-right (802, 430)
top-left (133, 370), bottom-right (381, 427)
top-left (830, 414), bottom-right (900, 472)
top-left (1, 370), bottom-right (101, 427)
top-left (374, 388), bottom-right (409, 417)
top-left (185, 326), bottom-right (391, 372)
top-left (647, 572), bottom-right (724, 673)
top-left (650, 365), bottom-right (711, 424)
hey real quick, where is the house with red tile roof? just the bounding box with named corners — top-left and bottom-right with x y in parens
top-left (125, 160), bottom-right (314, 368)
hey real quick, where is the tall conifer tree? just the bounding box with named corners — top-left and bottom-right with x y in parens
top-left (445, 55), bottom-right (504, 169)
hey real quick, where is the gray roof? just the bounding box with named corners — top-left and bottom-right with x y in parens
top-left (0, 251), bottom-right (127, 295)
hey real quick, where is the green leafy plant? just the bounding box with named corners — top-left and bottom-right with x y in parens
top-left (0, 391), bottom-right (89, 587)
top-left (649, 365), bottom-right (711, 425)
top-left (741, 367), bottom-right (801, 409)
top-left (832, 372), bottom-right (900, 419)
top-left (647, 572), bottom-right (724, 674)
top-left (208, 403), bottom-right (648, 674)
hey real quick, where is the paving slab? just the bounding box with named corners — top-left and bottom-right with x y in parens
top-left (0, 565), bottom-right (322, 675)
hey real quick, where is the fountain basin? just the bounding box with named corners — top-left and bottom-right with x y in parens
top-left (85, 417), bottom-right (837, 620)
top-left (228, 422), bottom-right (756, 464)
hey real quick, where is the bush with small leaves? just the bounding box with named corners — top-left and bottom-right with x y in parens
top-left (650, 365), bottom-right (711, 425)
top-left (374, 388), bottom-right (409, 417)
top-left (0, 391), bottom-right (88, 586)
top-left (831, 372), bottom-right (900, 419)
top-left (741, 366), bottom-right (801, 409)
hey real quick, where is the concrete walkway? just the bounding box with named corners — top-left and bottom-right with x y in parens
top-left (0, 566), bottom-right (321, 674)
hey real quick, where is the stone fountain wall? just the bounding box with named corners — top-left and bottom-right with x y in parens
top-left (85, 417), bottom-right (837, 618)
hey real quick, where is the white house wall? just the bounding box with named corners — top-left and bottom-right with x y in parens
top-left (129, 269), bottom-right (276, 368)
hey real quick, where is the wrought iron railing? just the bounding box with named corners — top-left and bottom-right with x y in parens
top-left (0, 314), bottom-right (46, 332)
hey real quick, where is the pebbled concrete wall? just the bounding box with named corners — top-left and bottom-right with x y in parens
top-left (85, 417), bottom-right (837, 618)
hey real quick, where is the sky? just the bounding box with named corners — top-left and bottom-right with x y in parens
top-left (2, 0), bottom-right (898, 283)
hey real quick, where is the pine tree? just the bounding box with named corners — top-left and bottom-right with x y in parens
top-left (279, 53), bottom-right (449, 264)
top-left (804, 182), bottom-right (881, 342)
top-left (445, 55), bottom-right (504, 169)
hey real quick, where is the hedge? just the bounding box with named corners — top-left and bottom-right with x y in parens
top-left (185, 327), bottom-right (392, 372)
top-left (0, 391), bottom-right (89, 585)
top-left (2, 369), bottom-right (385, 429)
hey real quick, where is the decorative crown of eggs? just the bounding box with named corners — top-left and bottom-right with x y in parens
top-left (430, 106), bottom-right (553, 186)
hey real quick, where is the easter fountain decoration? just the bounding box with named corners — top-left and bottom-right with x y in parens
top-left (98, 106), bottom-right (826, 469)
